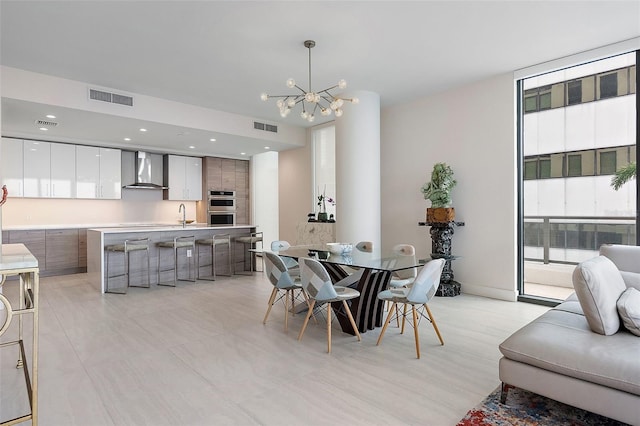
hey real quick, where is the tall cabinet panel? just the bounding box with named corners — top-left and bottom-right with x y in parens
top-left (99, 148), bottom-right (121, 199)
top-left (50, 143), bottom-right (76, 198)
top-left (76, 145), bottom-right (100, 198)
top-left (23, 140), bottom-right (51, 197)
top-left (0, 137), bottom-right (24, 197)
top-left (185, 156), bottom-right (202, 201)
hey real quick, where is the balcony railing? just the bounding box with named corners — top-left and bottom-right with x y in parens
top-left (524, 215), bottom-right (636, 265)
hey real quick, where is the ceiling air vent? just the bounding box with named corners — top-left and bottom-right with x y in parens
top-left (89, 88), bottom-right (134, 107)
top-left (34, 119), bottom-right (58, 127)
top-left (253, 121), bottom-right (277, 133)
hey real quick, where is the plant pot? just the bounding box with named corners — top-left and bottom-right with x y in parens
top-left (317, 212), bottom-right (328, 222)
top-left (427, 207), bottom-right (455, 223)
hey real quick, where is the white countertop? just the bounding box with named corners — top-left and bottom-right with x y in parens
top-left (87, 224), bottom-right (254, 233)
top-left (2, 223), bottom-right (253, 231)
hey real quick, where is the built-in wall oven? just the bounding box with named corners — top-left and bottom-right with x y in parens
top-left (208, 190), bottom-right (237, 226)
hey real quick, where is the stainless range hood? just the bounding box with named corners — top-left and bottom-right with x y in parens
top-left (122, 151), bottom-right (168, 189)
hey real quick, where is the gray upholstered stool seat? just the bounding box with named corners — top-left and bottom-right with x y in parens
top-left (196, 234), bottom-right (232, 280)
top-left (105, 238), bottom-right (151, 294)
top-left (156, 236), bottom-right (196, 286)
top-left (234, 232), bottom-right (263, 274)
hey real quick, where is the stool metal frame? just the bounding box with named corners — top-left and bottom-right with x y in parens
top-left (156, 235), bottom-right (196, 286)
top-left (105, 238), bottom-right (151, 294)
top-left (234, 231), bottom-right (263, 274)
top-left (196, 233), bottom-right (232, 280)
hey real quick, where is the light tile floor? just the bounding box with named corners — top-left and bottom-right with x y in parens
top-left (0, 272), bottom-right (549, 426)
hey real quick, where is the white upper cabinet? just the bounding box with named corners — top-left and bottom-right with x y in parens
top-left (76, 146), bottom-right (121, 199)
top-left (164, 155), bottom-right (202, 201)
top-left (23, 140), bottom-right (51, 197)
top-left (50, 143), bottom-right (76, 198)
top-left (1, 137), bottom-right (24, 197)
top-left (98, 148), bottom-right (121, 199)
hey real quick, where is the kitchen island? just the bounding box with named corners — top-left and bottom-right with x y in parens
top-left (87, 225), bottom-right (256, 293)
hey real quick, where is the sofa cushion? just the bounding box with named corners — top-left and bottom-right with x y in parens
top-left (499, 308), bottom-right (640, 396)
top-left (572, 256), bottom-right (626, 335)
top-left (617, 287), bottom-right (640, 337)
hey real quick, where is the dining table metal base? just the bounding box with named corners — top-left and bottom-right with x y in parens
top-left (323, 263), bottom-right (392, 335)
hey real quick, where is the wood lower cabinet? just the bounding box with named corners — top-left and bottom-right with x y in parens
top-left (7, 230), bottom-right (46, 270)
top-left (46, 229), bottom-right (79, 270)
top-left (6, 227), bottom-right (87, 276)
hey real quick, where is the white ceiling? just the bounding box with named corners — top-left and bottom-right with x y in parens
top-left (1, 0), bottom-right (639, 157)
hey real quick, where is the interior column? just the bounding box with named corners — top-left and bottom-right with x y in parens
top-left (335, 90), bottom-right (381, 248)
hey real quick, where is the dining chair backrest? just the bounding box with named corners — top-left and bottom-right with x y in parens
top-left (264, 251), bottom-right (295, 289)
top-left (356, 241), bottom-right (374, 252)
top-left (392, 244), bottom-right (417, 280)
top-left (406, 258), bottom-right (445, 304)
top-left (299, 257), bottom-right (338, 302)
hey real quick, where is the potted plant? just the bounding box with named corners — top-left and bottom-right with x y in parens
top-left (421, 163), bottom-right (457, 223)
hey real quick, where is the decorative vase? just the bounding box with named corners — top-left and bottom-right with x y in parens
top-left (318, 212), bottom-right (328, 222)
top-left (427, 207), bottom-right (455, 223)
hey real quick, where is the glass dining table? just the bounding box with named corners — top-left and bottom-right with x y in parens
top-left (274, 244), bottom-right (424, 335)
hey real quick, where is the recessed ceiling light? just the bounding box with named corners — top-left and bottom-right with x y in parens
top-left (124, 137), bottom-right (131, 141)
top-left (210, 138), bottom-right (216, 142)
top-left (240, 152), bottom-right (246, 156)
top-left (264, 146), bottom-right (270, 149)
top-left (39, 127), bottom-right (48, 131)
top-left (188, 146), bottom-right (195, 149)
top-left (139, 128), bottom-right (147, 132)
top-left (45, 114), bottom-right (56, 119)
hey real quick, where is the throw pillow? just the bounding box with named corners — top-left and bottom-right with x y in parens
top-left (617, 287), bottom-right (640, 336)
top-left (572, 256), bottom-right (627, 335)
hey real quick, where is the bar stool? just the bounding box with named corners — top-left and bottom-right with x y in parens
top-left (156, 235), bottom-right (196, 286)
top-left (105, 238), bottom-right (151, 294)
top-left (234, 231), bottom-right (263, 274)
top-left (195, 233), bottom-right (232, 280)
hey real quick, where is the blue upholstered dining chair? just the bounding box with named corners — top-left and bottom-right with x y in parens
top-left (297, 257), bottom-right (362, 353)
top-left (376, 258), bottom-right (445, 359)
top-left (263, 251), bottom-right (309, 333)
top-left (270, 240), bottom-right (299, 275)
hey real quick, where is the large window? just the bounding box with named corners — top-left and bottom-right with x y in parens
top-left (519, 51), bottom-right (637, 304)
top-left (312, 125), bottom-right (336, 219)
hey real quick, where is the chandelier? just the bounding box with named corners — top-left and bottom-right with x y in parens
top-left (261, 40), bottom-right (358, 123)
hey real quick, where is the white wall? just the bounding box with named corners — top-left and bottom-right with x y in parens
top-left (251, 151), bottom-right (279, 248)
top-left (381, 72), bottom-right (518, 301)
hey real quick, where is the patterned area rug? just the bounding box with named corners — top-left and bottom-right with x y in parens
top-left (457, 386), bottom-right (629, 425)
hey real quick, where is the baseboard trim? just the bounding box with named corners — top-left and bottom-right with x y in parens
top-left (462, 283), bottom-right (518, 302)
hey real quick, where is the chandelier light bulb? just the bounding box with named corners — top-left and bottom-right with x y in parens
top-left (287, 98), bottom-right (296, 107)
top-left (321, 108), bottom-right (331, 116)
top-left (286, 78), bottom-right (296, 88)
top-left (260, 93), bottom-right (268, 101)
top-left (330, 100), bottom-right (338, 110)
top-left (276, 99), bottom-right (284, 108)
top-left (338, 79), bottom-right (347, 89)
top-left (301, 110), bottom-right (308, 119)
top-left (305, 92), bottom-right (316, 103)
top-left (308, 114), bottom-right (315, 122)
top-left (352, 97), bottom-right (359, 104)
top-left (336, 99), bottom-right (344, 108)
top-left (335, 108), bottom-right (343, 117)
top-left (314, 93), bottom-right (321, 102)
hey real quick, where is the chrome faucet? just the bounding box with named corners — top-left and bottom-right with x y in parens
top-left (179, 203), bottom-right (186, 228)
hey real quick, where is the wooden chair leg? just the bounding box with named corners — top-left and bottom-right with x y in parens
top-left (412, 305), bottom-right (421, 359)
top-left (401, 303), bottom-right (408, 334)
top-left (300, 289), bottom-right (318, 324)
top-left (298, 299), bottom-right (316, 341)
top-left (424, 303), bottom-right (444, 345)
top-left (327, 304), bottom-right (332, 353)
top-left (284, 289), bottom-right (289, 332)
top-left (377, 302), bottom-right (397, 345)
top-left (263, 287), bottom-right (278, 324)
top-left (342, 300), bottom-right (361, 341)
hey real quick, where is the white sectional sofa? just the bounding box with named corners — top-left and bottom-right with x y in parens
top-left (498, 244), bottom-right (640, 425)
